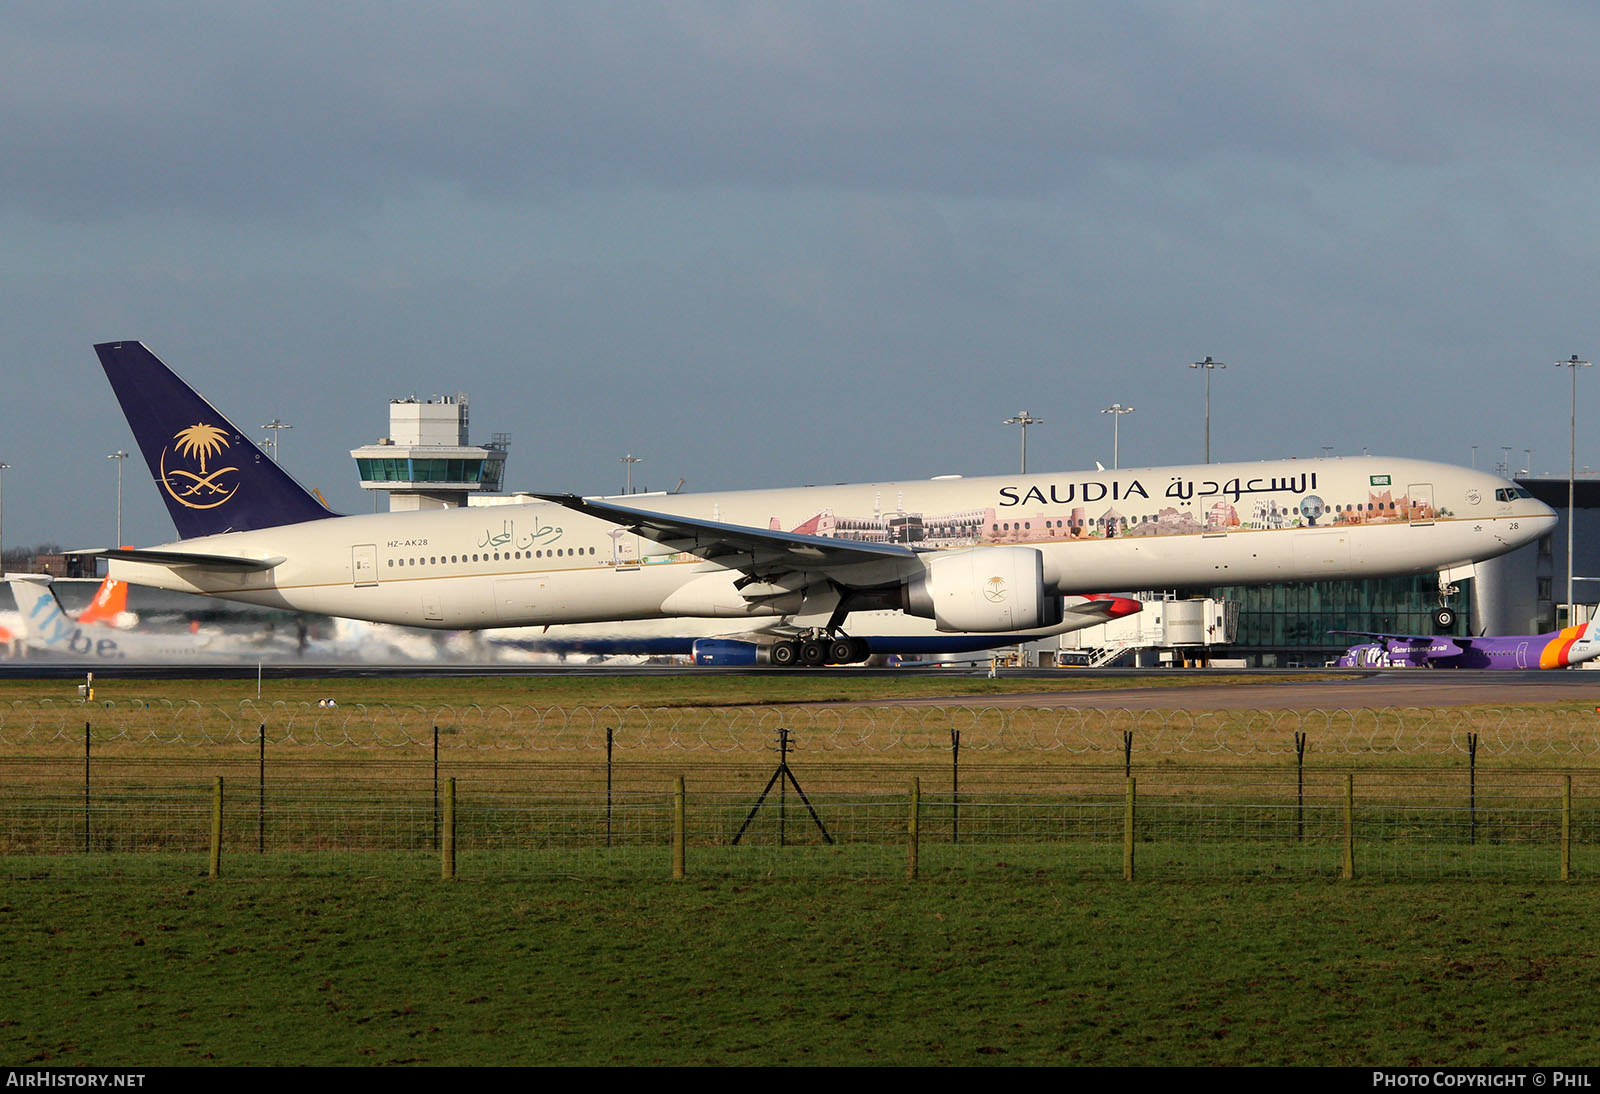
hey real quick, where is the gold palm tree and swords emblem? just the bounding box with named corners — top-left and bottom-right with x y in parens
top-left (159, 424), bottom-right (242, 509)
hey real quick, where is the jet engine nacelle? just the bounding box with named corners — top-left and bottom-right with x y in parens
top-left (902, 546), bottom-right (1062, 632)
top-left (690, 638), bottom-right (761, 666)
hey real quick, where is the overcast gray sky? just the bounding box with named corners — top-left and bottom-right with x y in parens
top-left (5, 2), bottom-right (1600, 550)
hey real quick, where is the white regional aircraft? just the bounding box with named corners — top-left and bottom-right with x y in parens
top-left (6, 574), bottom-right (271, 661)
top-left (81, 342), bottom-right (1556, 666)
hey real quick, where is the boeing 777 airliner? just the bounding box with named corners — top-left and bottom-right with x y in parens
top-left (80, 342), bottom-right (1557, 666)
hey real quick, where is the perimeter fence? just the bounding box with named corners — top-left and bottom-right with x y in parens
top-left (5, 700), bottom-right (1600, 881)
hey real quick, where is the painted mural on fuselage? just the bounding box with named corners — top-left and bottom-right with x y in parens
top-left (467, 465), bottom-right (1453, 567)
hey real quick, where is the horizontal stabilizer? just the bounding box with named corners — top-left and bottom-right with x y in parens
top-left (72, 547), bottom-right (285, 572)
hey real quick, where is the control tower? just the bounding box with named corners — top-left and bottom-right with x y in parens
top-left (350, 394), bottom-right (508, 511)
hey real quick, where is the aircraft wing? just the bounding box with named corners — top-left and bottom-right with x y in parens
top-left (533, 493), bottom-right (922, 578)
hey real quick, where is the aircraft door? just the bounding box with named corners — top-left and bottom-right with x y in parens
top-left (352, 544), bottom-right (378, 587)
top-left (1408, 483), bottom-right (1435, 526)
top-left (422, 588), bottom-right (444, 623)
top-left (1516, 641), bottom-right (1529, 669)
top-left (609, 527), bottom-right (642, 571)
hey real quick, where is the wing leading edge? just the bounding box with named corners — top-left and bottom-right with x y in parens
top-left (533, 493), bottom-right (923, 578)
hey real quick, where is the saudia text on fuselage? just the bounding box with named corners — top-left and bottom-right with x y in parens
top-left (997, 472), bottom-right (1317, 508)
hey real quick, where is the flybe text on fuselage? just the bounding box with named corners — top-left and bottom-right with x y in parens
top-left (22, 593), bottom-right (126, 658)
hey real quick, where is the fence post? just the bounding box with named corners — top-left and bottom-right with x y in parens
top-left (1342, 773), bottom-right (1355, 880)
top-left (83, 720), bottom-right (90, 853)
top-left (1123, 776), bottom-right (1136, 881)
top-left (1123, 731), bottom-right (1133, 779)
top-left (607, 727), bottom-right (615, 849)
top-left (907, 777), bottom-right (920, 882)
top-left (433, 724), bottom-right (440, 852)
top-left (1295, 732), bottom-right (1306, 842)
top-left (441, 777), bottom-right (456, 880)
top-left (672, 776), bottom-right (686, 881)
top-left (1562, 774), bottom-right (1572, 882)
top-left (1469, 733), bottom-right (1478, 846)
top-left (258, 723), bottom-right (266, 854)
top-left (209, 777), bottom-right (223, 879)
top-left (950, 728), bottom-right (960, 845)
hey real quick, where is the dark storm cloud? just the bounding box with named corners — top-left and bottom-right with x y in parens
top-left (5, 3), bottom-right (1599, 224)
top-left (6, 2), bottom-right (1600, 549)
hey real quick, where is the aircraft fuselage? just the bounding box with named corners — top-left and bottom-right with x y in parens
top-left (107, 456), bottom-right (1555, 630)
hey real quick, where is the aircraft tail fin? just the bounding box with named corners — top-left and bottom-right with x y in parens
top-left (93, 341), bottom-right (337, 538)
top-left (5, 575), bottom-right (73, 651)
top-left (76, 575), bottom-right (128, 625)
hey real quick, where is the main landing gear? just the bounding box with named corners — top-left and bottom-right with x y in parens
top-left (768, 634), bottom-right (871, 667)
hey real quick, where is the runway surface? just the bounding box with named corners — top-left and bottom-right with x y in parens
top-left (2, 661), bottom-right (1598, 709)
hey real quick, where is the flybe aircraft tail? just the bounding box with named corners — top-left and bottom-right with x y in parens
top-left (93, 341), bottom-right (336, 538)
top-left (7, 575), bottom-right (78, 653)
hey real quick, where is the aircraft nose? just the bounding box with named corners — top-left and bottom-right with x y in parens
top-left (1531, 497), bottom-right (1559, 534)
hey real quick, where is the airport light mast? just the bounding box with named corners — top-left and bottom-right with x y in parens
top-left (260, 418), bottom-right (292, 463)
top-left (1558, 355), bottom-right (1591, 625)
top-left (0, 461), bottom-right (9, 571)
top-left (1003, 411), bottom-right (1043, 474)
top-left (1190, 356), bottom-right (1225, 463)
top-left (106, 450), bottom-right (128, 545)
top-left (620, 453), bottom-right (644, 495)
top-left (1101, 403), bottom-right (1134, 469)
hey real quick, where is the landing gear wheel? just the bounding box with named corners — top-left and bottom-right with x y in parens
top-left (770, 641), bottom-right (799, 667)
top-left (800, 639), bottom-right (828, 666)
top-left (1434, 608), bottom-right (1456, 630)
top-left (827, 638), bottom-right (856, 665)
top-left (847, 638), bottom-right (870, 663)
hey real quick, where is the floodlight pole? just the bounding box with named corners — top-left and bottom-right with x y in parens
top-left (1558, 355), bottom-right (1591, 625)
top-left (1190, 357), bottom-right (1225, 463)
top-left (0, 462), bottom-right (9, 572)
top-left (1101, 403), bottom-right (1134, 469)
top-left (1004, 411), bottom-right (1043, 474)
top-left (106, 451), bottom-right (128, 545)
top-left (261, 418), bottom-right (292, 463)
top-left (620, 453), bottom-right (643, 494)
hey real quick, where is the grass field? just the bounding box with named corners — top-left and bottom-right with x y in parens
top-left (4, 868), bottom-right (1598, 1066)
top-left (6, 673), bottom-right (1600, 1066)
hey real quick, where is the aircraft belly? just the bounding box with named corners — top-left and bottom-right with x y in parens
top-left (1045, 535), bottom-right (1300, 588)
top-left (491, 564), bottom-right (695, 627)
